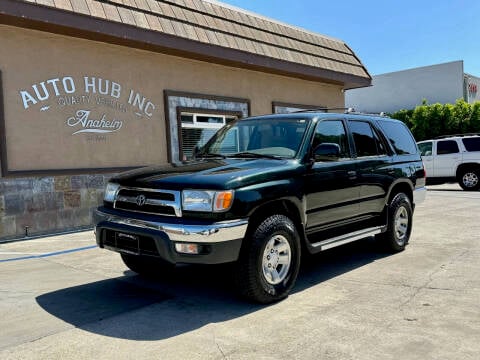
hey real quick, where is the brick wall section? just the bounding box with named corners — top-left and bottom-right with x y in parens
top-left (0, 173), bottom-right (116, 241)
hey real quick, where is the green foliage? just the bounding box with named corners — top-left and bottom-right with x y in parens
top-left (390, 100), bottom-right (480, 141)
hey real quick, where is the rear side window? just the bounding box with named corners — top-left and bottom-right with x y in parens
top-left (378, 121), bottom-right (417, 155)
top-left (349, 120), bottom-right (387, 157)
top-left (462, 137), bottom-right (480, 151)
top-left (437, 140), bottom-right (459, 154)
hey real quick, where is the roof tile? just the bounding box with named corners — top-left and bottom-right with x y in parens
top-left (117, 6), bottom-right (136, 26)
top-left (37, 0), bottom-right (55, 6)
top-left (101, 2), bottom-right (122, 22)
top-left (12, 0), bottom-right (370, 85)
top-left (85, 0), bottom-right (106, 18)
top-left (53, 0), bottom-right (73, 11)
top-left (69, 0), bottom-right (90, 15)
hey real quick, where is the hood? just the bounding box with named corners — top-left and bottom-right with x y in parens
top-left (112, 158), bottom-right (302, 190)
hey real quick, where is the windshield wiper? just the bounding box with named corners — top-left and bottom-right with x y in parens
top-left (197, 152), bottom-right (227, 159)
top-left (229, 152), bottom-right (280, 159)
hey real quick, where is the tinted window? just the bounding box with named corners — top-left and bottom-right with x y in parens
top-left (349, 121), bottom-right (386, 157)
top-left (418, 142), bottom-right (433, 156)
top-left (313, 120), bottom-right (349, 158)
top-left (378, 121), bottom-right (417, 155)
top-left (437, 140), bottom-right (459, 155)
top-left (462, 137), bottom-right (480, 152)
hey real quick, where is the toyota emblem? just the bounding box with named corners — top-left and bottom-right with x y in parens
top-left (135, 194), bottom-right (146, 206)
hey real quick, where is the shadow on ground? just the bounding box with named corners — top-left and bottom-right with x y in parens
top-left (36, 237), bottom-right (391, 341)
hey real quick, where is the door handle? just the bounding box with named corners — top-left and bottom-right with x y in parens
top-left (348, 170), bottom-right (357, 179)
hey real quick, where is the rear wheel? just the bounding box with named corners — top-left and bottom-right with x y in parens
top-left (377, 193), bottom-right (412, 252)
top-left (235, 214), bottom-right (301, 304)
top-left (458, 168), bottom-right (480, 191)
top-left (121, 253), bottom-right (175, 277)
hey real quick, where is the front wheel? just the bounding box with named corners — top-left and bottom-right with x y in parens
top-left (377, 193), bottom-right (413, 252)
top-left (458, 168), bottom-right (480, 191)
top-left (234, 214), bottom-right (301, 304)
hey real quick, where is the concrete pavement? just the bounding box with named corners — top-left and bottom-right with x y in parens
top-left (0, 184), bottom-right (479, 359)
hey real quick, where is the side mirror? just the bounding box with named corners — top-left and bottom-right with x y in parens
top-left (314, 143), bottom-right (341, 161)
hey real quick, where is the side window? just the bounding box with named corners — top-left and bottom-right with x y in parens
top-left (378, 121), bottom-right (418, 155)
top-left (313, 120), bottom-right (349, 159)
top-left (349, 121), bottom-right (386, 157)
top-left (462, 137), bottom-right (480, 152)
top-left (437, 140), bottom-right (459, 155)
top-left (418, 142), bottom-right (433, 156)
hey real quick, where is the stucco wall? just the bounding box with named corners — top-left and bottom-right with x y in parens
top-left (346, 61), bottom-right (465, 114)
top-left (0, 24), bottom-right (344, 240)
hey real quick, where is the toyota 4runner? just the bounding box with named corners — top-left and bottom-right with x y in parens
top-left (95, 111), bottom-right (426, 303)
top-left (417, 134), bottom-right (480, 190)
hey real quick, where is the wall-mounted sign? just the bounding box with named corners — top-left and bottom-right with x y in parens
top-left (18, 76), bottom-right (156, 135)
top-left (468, 83), bottom-right (477, 93)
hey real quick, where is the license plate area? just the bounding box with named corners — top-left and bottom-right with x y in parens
top-left (115, 232), bottom-right (140, 254)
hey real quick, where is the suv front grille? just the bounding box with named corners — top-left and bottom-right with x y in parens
top-left (114, 187), bottom-right (181, 217)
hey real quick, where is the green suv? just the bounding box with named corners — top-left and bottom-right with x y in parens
top-left (95, 112), bottom-right (426, 303)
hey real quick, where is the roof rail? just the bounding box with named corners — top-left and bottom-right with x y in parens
top-left (434, 133), bottom-right (480, 139)
top-left (291, 107), bottom-right (353, 113)
top-left (291, 107), bottom-right (389, 116)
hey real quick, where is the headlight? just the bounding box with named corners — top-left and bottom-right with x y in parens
top-left (182, 190), bottom-right (234, 212)
top-left (104, 182), bottom-right (120, 202)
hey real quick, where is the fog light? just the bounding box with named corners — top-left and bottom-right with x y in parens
top-left (175, 243), bottom-right (200, 254)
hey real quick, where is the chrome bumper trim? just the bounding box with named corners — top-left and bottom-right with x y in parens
top-left (95, 210), bottom-right (248, 243)
top-left (413, 186), bottom-right (427, 205)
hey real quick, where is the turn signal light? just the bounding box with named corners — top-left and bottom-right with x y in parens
top-left (214, 191), bottom-right (233, 211)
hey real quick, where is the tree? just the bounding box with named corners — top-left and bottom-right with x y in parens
top-left (391, 100), bottom-right (480, 140)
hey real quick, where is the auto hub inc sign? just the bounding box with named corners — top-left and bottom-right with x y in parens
top-left (18, 75), bottom-right (156, 135)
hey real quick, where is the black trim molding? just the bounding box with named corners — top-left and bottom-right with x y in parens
top-left (0, 70), bottom-right (7, 177)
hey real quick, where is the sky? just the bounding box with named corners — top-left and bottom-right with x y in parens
top-left (217, 0), bottom-right (480, 76)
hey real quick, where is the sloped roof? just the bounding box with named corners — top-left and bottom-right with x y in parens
top-left (0, 0), bottom-right (371, 88)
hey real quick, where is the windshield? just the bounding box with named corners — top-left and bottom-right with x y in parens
top-left (198, 117), bottom-right (310, 159)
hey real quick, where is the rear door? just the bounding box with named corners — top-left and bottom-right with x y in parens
top-left (347, 119), bottom-right (392, 217)
top-left (434, 140), bottom-right (461, 177)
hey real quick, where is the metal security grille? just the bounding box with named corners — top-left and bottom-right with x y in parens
top-left (180, 112), bottom-right (237, 160)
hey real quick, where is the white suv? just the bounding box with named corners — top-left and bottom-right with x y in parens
top-left (417, 135), bottom-right (480, 191)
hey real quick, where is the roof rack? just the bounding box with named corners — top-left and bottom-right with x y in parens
top-left (291, 108), bottom-right (389, 117)
top-left (291, 107), bottom-right (353, 113)
top-left (434, 133), bottom-right (480, 139)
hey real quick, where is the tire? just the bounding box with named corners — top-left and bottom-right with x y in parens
top-left (234, 214), bottom-right (301, 304)
top-left (377, 193), bottom-right (413, 253)
top-left (121, 253), bottom-right (175, 277)
top-left (458, 168), bottom-right (480, 191)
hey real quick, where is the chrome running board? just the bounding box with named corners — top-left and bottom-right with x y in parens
top-left (310, 226), bottom-right (384, 251)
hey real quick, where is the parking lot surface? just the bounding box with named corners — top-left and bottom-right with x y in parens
top-left (1, 184), bottom-right (479, 360)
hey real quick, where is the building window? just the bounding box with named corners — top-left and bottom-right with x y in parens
top-left (180, 112), bottom-right (237, 160)
top-left (164, 91), bottom-right (250, 162)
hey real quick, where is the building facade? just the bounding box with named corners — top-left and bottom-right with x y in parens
top-left (0, 0), bottom-right (370, 240)
top-left (346, 60), bottom-right (480, 114)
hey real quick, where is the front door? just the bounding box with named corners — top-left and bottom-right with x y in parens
top-left (304, 119), bottom-right (360, 232)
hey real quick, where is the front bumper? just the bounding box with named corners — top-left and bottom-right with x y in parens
top-left (94, 207), bottom-right (248, 264)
